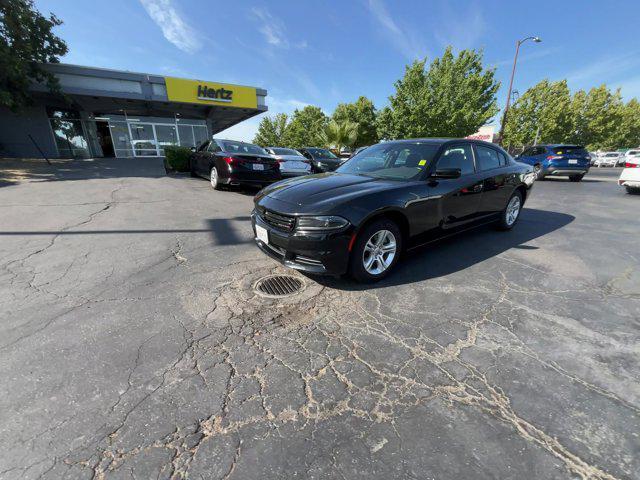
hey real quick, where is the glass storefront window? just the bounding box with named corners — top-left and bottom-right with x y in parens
top-left (50, 118), bottom-right (90, 158)
top-left (129, 123), bottom-right (157, 156)
top-left (109, 122), bottom-right (133, 157)
top-left (178, 125), bottom-right (196, 147)
top-left (193, 126), bottom-right (209, 147)
top-left (155, 125), bottom-right (178, 154)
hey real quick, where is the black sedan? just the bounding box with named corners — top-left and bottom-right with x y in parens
top-left (252, 139), bottom-right (535, 282)
top-left (297, 147), bottom-right (344, 173)
top-left (189, 139), bottom-right (281, 189)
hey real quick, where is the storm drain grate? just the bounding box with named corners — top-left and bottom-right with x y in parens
top-left (255, 275), bottom-right (303, 297)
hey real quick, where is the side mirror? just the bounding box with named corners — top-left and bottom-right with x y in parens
top-left (430, 168), bottom-right (461, 179)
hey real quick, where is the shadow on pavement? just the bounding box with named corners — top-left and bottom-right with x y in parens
top-left (310, 208), bottom-right (575, 291)
top-left (0, 157), bottom-right (166, 186)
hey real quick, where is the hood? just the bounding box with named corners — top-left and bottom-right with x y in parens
top-left (256, 173), bottom-right (397, 212)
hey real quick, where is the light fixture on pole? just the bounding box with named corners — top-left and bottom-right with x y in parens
top-left (497, 36), bottom-right (542, 145)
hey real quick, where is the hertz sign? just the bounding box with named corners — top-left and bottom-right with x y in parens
top-left (164, 77), bottom-right (258, 109)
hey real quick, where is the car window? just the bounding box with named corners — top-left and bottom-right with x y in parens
top-left (337, 142), bottom-right (439, 180)
top-left (207, 142), bottom-right (220, 153)
top-left (221, 140), bottom-right (267, 155)
top-left (436, 144), bottom-right (475, 175)
top-left (498, 151), bottom-right (508, 166)
top-left (197, 141), bottom-right (210, 152)
top-left (475, 145), bottom-right (502, 171)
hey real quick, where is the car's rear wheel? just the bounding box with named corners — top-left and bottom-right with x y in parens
top-left (626, 186), bottom-right (640, 195)
top-left (495, 190), bottom-right (523, 231)
top-left (349, 219), bottom-right (402, 283)
top-left (569, 174), bottom-right (584, 182)
top-left (210, 166), bottom-right (222, 190)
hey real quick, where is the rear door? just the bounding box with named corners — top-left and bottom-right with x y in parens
top-left (429, 143), bottom-right (484, 231)
top-left (474, 144), bottom-right (512, 215)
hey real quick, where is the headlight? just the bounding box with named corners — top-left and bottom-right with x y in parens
top-left (296, 215), bottom-right (349, 231)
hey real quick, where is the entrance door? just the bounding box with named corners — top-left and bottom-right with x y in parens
top-left (129, 123), bottom-right (158, 156)
top-left (95, 121), bottom-right (115, 157)
top-left (155, 124), bottom-right (178, 155)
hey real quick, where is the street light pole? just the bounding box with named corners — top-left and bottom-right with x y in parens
top-left (497, 36), bottom-right (541, 146)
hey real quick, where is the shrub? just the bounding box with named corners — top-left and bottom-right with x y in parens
top-left (164, 146), bottom-right (192, 172)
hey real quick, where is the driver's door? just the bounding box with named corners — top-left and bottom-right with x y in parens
top-left (426, 143), bottom-right (484, 233)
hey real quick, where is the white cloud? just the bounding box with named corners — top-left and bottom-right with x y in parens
top-left (251, 7), bottom-right (290, 48)
top-left (365, 0), bottom-right (426, 60)
top-left (433, 4), bottom-right (485, 50)
top-left (566, 52), bottom-right (640, 85)
top-left (491, 47), bottom-right (558, 68)
top-left (139, 0), bottom-right (201, 54)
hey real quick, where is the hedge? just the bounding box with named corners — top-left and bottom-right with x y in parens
top-left (164, 146), bottom-right (192, 172)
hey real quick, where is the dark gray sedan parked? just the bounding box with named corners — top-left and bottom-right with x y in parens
top-left (264, 147), bottom-right (312, 177)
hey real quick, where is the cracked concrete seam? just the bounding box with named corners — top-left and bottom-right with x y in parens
top-left (64, 264), bottom-right (627, 480)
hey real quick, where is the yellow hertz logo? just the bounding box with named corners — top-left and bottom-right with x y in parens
top-left (164, 77), bottom-right (258, 109)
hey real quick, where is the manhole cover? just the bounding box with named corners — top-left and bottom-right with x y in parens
top-left (255, 275), bottom-right (304, 297)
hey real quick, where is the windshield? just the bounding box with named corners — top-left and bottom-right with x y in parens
top-left (221, 140), bottom-right (267, 155)
top-left (336, 142), bottom-right (440, 180)
top-left (306, 148), bottom-right (338, 159)
top-left (552, 146), bottom-right (587, 155)
top-left (271, 148), bottom-right (301, 156)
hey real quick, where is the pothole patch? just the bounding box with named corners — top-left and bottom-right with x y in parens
top-left (255, 274), bottom-right (304, 298)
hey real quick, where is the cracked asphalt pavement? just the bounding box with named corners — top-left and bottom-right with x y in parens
top-left (0, 158), bottom-right (638, 479)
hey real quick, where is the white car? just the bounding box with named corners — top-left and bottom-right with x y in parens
top-left (594, 152), bottom-right (621, 167)
top-left (625, 149), bottom-right (640, 163)
top-left (619, 156), bottom-right (640, 194)
top-left (264, 147), bottom-right (312, 177)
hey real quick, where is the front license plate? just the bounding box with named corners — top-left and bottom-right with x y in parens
top-left (569, 159), bottom-right (578, 164)
top-left (256, 224), bottom-right (269, 244)
top-left (253, 163), bottom-right (265, 170)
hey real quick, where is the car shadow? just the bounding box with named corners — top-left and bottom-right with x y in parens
top-left (308, 208), bottom-right (574, 291)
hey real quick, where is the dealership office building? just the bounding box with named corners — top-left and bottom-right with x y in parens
top-left (0, 63), bottom-right (268, 159)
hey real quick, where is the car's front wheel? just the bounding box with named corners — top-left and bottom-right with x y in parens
top-left (496, 191), bottom-right (523, 231)
top-left (349, 219), bottom-right (402, 283)
top-left (210, 166), bottom-right (222, 190)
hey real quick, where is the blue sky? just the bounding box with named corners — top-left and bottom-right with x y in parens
top-left (35, 0), bottom-right (640, 141)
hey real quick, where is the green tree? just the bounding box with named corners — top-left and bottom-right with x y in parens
top-left (618, 99), bottom-right (640, 148)
top-left (502, 80), bottom-right (573, 149)
top-left (319, 120), bottom-right (358, 154)
top-left (332, 96), bottom-right (378, 147)
top-left (377, 47), bottom-right (499, 140)
top-left (570, 85), bottom-right (624, 150)
top-left (0, 0), bottom-right (68, 111)
top-left (253, 113), bottom-right (290, 147)
top-left (286, 105), bottom-right (328, 148)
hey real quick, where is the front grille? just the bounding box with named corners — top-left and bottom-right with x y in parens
top-left (263, 210), bottom-right (296, 232)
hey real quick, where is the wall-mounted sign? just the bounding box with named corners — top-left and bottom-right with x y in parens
top-left (164, 77), bottom-right (257, 109)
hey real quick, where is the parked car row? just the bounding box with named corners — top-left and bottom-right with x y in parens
top-left (188, 140), bottom-right (349, 190)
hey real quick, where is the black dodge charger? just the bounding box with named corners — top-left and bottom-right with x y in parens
top-left (252, 139), bottom-right (535, 282)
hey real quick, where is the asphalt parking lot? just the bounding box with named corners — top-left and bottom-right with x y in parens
top-left (1, 159), bottom-right (638, 479)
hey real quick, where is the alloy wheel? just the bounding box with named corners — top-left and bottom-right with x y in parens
top-left (362, 229), bottom-right (397, 275)
top-left (210, 167), bottom-right (218, 189)
top-left (505, 195), bottom-right (521, 226)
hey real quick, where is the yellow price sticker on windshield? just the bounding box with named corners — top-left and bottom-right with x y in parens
top-left (418, 159), bottom-right (427, 166)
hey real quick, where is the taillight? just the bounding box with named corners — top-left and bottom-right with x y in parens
top-left (625, 162), bottom-right (640, 168)
top-left (223, 156), bottom-right (242, 165)
top-left (546, 155), bottom-right (562, 160)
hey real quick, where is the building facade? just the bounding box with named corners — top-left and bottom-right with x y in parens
top-left (0, 63), bottom-right (268, 159)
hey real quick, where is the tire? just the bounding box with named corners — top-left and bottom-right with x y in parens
top-left (569, 174), bottom-right (584, 182)
top-left (495, 190), bottom-right (523, 231)
top-left (210, 166), bottom-right (223, 190)
top-left (534, 164), bottom-right (545, 180)
top-left (626, 186), bottom-right (640, 195)
top-left (349, 219), bottom-right (402, 283)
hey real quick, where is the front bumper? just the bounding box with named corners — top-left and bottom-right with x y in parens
top-left (251, 210), bottom-right (353, 275)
